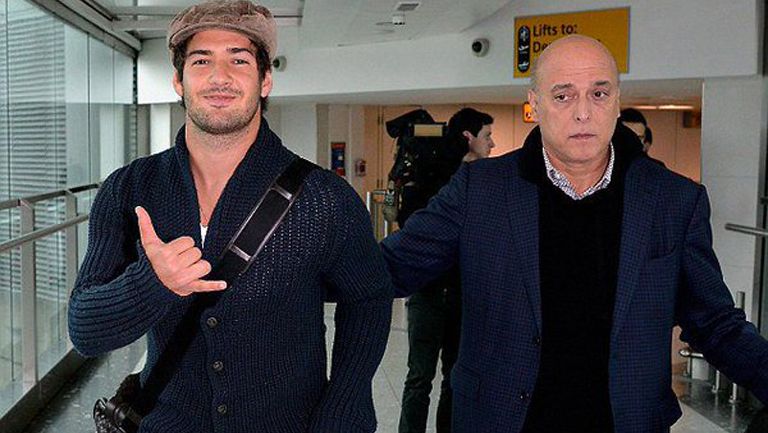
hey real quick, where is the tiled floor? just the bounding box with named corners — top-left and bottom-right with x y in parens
top-left (18, 299), bottom-right (759, 432)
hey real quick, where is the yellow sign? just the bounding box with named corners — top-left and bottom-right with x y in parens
top-left (514, 8), bottom-right (629, 78)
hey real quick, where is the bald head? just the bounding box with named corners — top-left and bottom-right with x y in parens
top-left (530, 35), bottom-right (619, 91)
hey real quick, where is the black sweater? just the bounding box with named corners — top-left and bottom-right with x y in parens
top-left (520, 129), bottom-right (642, 433)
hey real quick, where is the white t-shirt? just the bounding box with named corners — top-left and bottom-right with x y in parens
top-left (200, 224), bottom-right (208, 247)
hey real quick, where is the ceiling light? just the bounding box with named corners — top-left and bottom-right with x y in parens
top-left (658, 104), bottom-right (695, 110)
top-left (395, 2), bottom-right (421, 12)
top-left (631, 104), bottom-right (696, 111)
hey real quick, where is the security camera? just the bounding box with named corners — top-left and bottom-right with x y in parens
top-left (471, 38), bottom-right (489, 57)
top-left (272, 56), bottom-right (287, 72)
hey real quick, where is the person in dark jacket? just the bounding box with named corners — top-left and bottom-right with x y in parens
top-left (382, 35), bottom-right (768, 433)
top-left (68, 2), bottom-right (392, 432)
top-left (619, 108), bottom-right (653, 152)
top-left (452, 108), bottom-right (495, 162)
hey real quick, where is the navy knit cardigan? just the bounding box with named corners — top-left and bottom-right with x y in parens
top-left (69, 121), bottom-right (393, 433)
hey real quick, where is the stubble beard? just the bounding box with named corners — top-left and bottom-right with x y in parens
top-left (185, 85), bottom-right (261, 136)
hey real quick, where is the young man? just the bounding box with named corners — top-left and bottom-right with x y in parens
top-left (619, 107), bottom-right (653, 153)
top-left (448, 108), bottom-right (495, 162)
top-left (382, 35), bottom-right (768, 433)
top-left (68, 1), bottom-right (392, 432)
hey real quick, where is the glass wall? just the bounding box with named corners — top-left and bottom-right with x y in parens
top-left (0, 0), bottom-right (136, 415)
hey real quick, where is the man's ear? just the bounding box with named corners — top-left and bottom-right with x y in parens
top-left (462, 131), bottom-right (474, 143)
top-left (172, 71), bottom-right (183, 98)
top-left (260, 70), bottom-right (273, 98)
top-left (527, 89), bottom-right (540, 122)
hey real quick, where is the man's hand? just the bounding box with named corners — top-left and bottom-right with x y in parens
top-left (136, 206), bottom-right (226, 296)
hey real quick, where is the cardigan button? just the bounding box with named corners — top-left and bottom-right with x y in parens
top-left (217, 404), bottom-right (228, 415)
top-left (212, 361), bottom-right (224, 372)
top-left (206, 317), bottom-right (219, 328)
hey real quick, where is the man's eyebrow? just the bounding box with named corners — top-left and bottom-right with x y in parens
top-left (549, 81), bottom-right (614, 92)
top-left (187, 49), bottom-right (212, 57)
top-left (229, 47), bottom-right (256, 57)
top-left (186, 47), bottom-right (256, 57)
top-left (550, 83), bottom-right (573, 92)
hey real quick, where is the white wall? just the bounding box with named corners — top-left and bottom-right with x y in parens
top-left (324, 105), bottom-right (367, 196)
top-left (348, 106), bottom-right (366, 196)
top-left (149, 104), bottom-right (171, 155)
top-left (701, 76), bottom-right (768, 323)
top-left (275, 104), bottom-right (320, 162)
top-left (137, 0), bottom-right (760, 104)
top-left (139, 38), bottom-right (175, 104)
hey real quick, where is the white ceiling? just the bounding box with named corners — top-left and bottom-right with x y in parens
top-left (95, 0), bottom-right (305, 39)
top-left (97, 0), bottom-right (511, 46)
top-left (299, 0), bottom-right (510, 48)
top-left (93, 0), bottom-right (703, 107)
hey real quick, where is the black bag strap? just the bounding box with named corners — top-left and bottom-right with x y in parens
top-left (207, 158), bottom-right (316, 284)
top-left (135, 157), bottom-right (317, 415)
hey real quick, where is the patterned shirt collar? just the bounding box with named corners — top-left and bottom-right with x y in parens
top-left (542, 143), bottom-right (615, 200)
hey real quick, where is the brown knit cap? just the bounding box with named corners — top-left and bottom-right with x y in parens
top-left (167, 0), bottom-right (277, 60)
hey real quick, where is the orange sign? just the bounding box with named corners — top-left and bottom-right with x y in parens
top-left (523, 102), bottom-right (535, 123)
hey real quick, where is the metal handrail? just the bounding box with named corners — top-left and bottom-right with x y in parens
top-left (724, 223), bottom-right (768, 237)
top-left (0, 182), bottom-right (100, 253)
top-left (0, 214), bottom-right (89, 254)
top-left (0, 182), bottom-right (100, 211)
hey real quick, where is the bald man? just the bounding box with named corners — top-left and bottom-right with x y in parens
top-left (382, 35), bottom-right (768, 433)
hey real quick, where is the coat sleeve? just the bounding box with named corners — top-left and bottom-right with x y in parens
top-left (68, 170), bottom-right (181, 357)
top-left (677, 185), bottom-right (768, 404)
top-left (309, 178), bottom-right (393, 433)
top-left (380, 163), bottom-right (468, 297)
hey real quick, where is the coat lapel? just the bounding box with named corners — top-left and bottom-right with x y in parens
top-left (611, 159), bottom-right (659, 343)
top-left (505, 159), bottom-right (542, 335)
